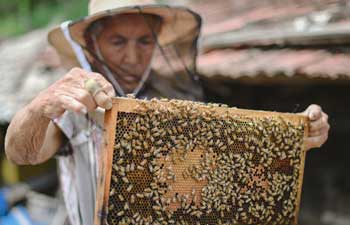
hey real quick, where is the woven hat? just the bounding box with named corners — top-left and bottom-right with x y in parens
top-left (48, 0), bottom-right (201, 65)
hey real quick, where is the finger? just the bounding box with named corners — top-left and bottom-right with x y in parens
top-left (309, 117), bottom-right (327, 132)
top-left (89, 72), bottom-right (115, 97)
top-left (62, 88), bottom-right (97, 112)
top-left (305, 105), bottom-right (322, 121)
top-left (42, 103), bottom-right (66, 119)
top-left (305, 133), bottom-right (328, 149)
top-left (58, 95), bottom-right (88, 114)
top-left (101, 82), bottom-right (116, 98)
top-left (70, 68), bottom-right (114, 97)
top-left (83, 77), bottom-right (113, 109)
top-left (94, 90), bottom-right (113, 110)
top-left (68, 68), bottom-right (93, 87)
top-left (309, 125), bottom-right (330, 137)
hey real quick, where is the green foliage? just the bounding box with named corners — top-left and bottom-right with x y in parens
top-left (0, 0), bottom-right (88, 38)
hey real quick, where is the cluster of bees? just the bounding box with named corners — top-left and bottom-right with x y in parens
top-left (107, 98), bottom-right (305, 225)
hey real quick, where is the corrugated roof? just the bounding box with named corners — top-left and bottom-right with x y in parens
top-left (197, 48), bottom-right (350, 81)
top-left (202, 5), bottom-right (315, 36)
top-left (188, 0), bottom-right (350, 81)
top-left (190, 0), bottom-right (348, 37)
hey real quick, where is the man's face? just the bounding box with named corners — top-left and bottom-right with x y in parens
top-left (96, 14), bottom-right (161, 93)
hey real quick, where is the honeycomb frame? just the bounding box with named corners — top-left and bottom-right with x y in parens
top-left (95, 97), bottom-right (308, 225)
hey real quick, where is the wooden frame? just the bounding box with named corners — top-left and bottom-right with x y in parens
top-left (95, 97), bottom-right (308, 225)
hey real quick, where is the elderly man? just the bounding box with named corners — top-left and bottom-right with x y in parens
top-left (5, 0), bottom-right (329, 214)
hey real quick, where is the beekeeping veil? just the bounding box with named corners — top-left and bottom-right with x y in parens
top-left (48, 0), bottom-right (202, 97)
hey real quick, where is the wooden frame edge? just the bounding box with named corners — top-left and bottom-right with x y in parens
top-left (293, 117), bottom-right (309, 225)
top-left (94, 103), bottom-right (119, 225)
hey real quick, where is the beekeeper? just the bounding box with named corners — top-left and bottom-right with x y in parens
top-left (5, 1), bottom-right (330, 223)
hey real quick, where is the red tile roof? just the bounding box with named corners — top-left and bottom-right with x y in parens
top-left (202, 5), bottom-right (315, 35)
top-left (197, 48), bottom-right (350, 80)
top-left (190, 0), bottom-right (342, 35)
top-left (189, 0), bottom-right (350, 81)
top-left (302, 53), bottom-right (350, 78)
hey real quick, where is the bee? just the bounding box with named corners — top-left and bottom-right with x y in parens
top-left (109, 188), bottom-right (116, 196)
top-left (126, 184), bottom-right (133, 192)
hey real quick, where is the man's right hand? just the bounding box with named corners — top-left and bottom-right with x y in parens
top-left (37, 67), bottom-right (115, 119)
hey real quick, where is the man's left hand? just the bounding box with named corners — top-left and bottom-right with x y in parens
top-left (300, 104), bottom-right (330, 150)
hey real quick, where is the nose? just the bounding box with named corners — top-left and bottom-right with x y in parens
top-left (123, 41), bottom-right (139, 65)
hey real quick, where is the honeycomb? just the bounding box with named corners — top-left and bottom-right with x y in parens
top-left (95, 97), bottom-right (308, 225)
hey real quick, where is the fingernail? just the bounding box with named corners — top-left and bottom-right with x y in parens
top-left (310, 112), bottom-right (315, 119)
top-left (106, 101), bottom-right (112, 110)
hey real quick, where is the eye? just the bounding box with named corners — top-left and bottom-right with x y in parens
top-left (138, 36), bottom-right (155, 46)
top-left (110, 37), bottom-right (126, 46)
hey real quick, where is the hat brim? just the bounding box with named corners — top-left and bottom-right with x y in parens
top-left (48, 4), bottom-right (201, 65)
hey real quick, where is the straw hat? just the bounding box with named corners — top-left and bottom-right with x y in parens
top-left (48, 0), bottom-right (201, 65)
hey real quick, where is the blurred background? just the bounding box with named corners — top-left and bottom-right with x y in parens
top-left (0, 0), bottom-right (349, 224)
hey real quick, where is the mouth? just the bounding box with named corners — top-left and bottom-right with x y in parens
top-left (120, 73), bottom-right (140, 83)
top-left (110, 66), bottom-right (145, 87)
top-left (112, 66), bottom-right (140, 81)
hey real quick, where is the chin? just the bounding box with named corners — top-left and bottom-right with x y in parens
top-left (122, 85), bottom-right (138, 94)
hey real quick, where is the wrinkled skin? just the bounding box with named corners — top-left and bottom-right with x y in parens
top-left (5, 14), bottom-right (329, 165)
top-left (40, 68), bottom-right (115, 118)
top-left (96, 14), bottom-right (161, 93)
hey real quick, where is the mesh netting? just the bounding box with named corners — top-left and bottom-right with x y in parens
top-left (79, 5), bottom-right (202, 98)
top-left (98, 97), bottom-right (307, 225)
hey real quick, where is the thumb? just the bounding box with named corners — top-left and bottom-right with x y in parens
top-left (309, 109), bottom-right (321, 121)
